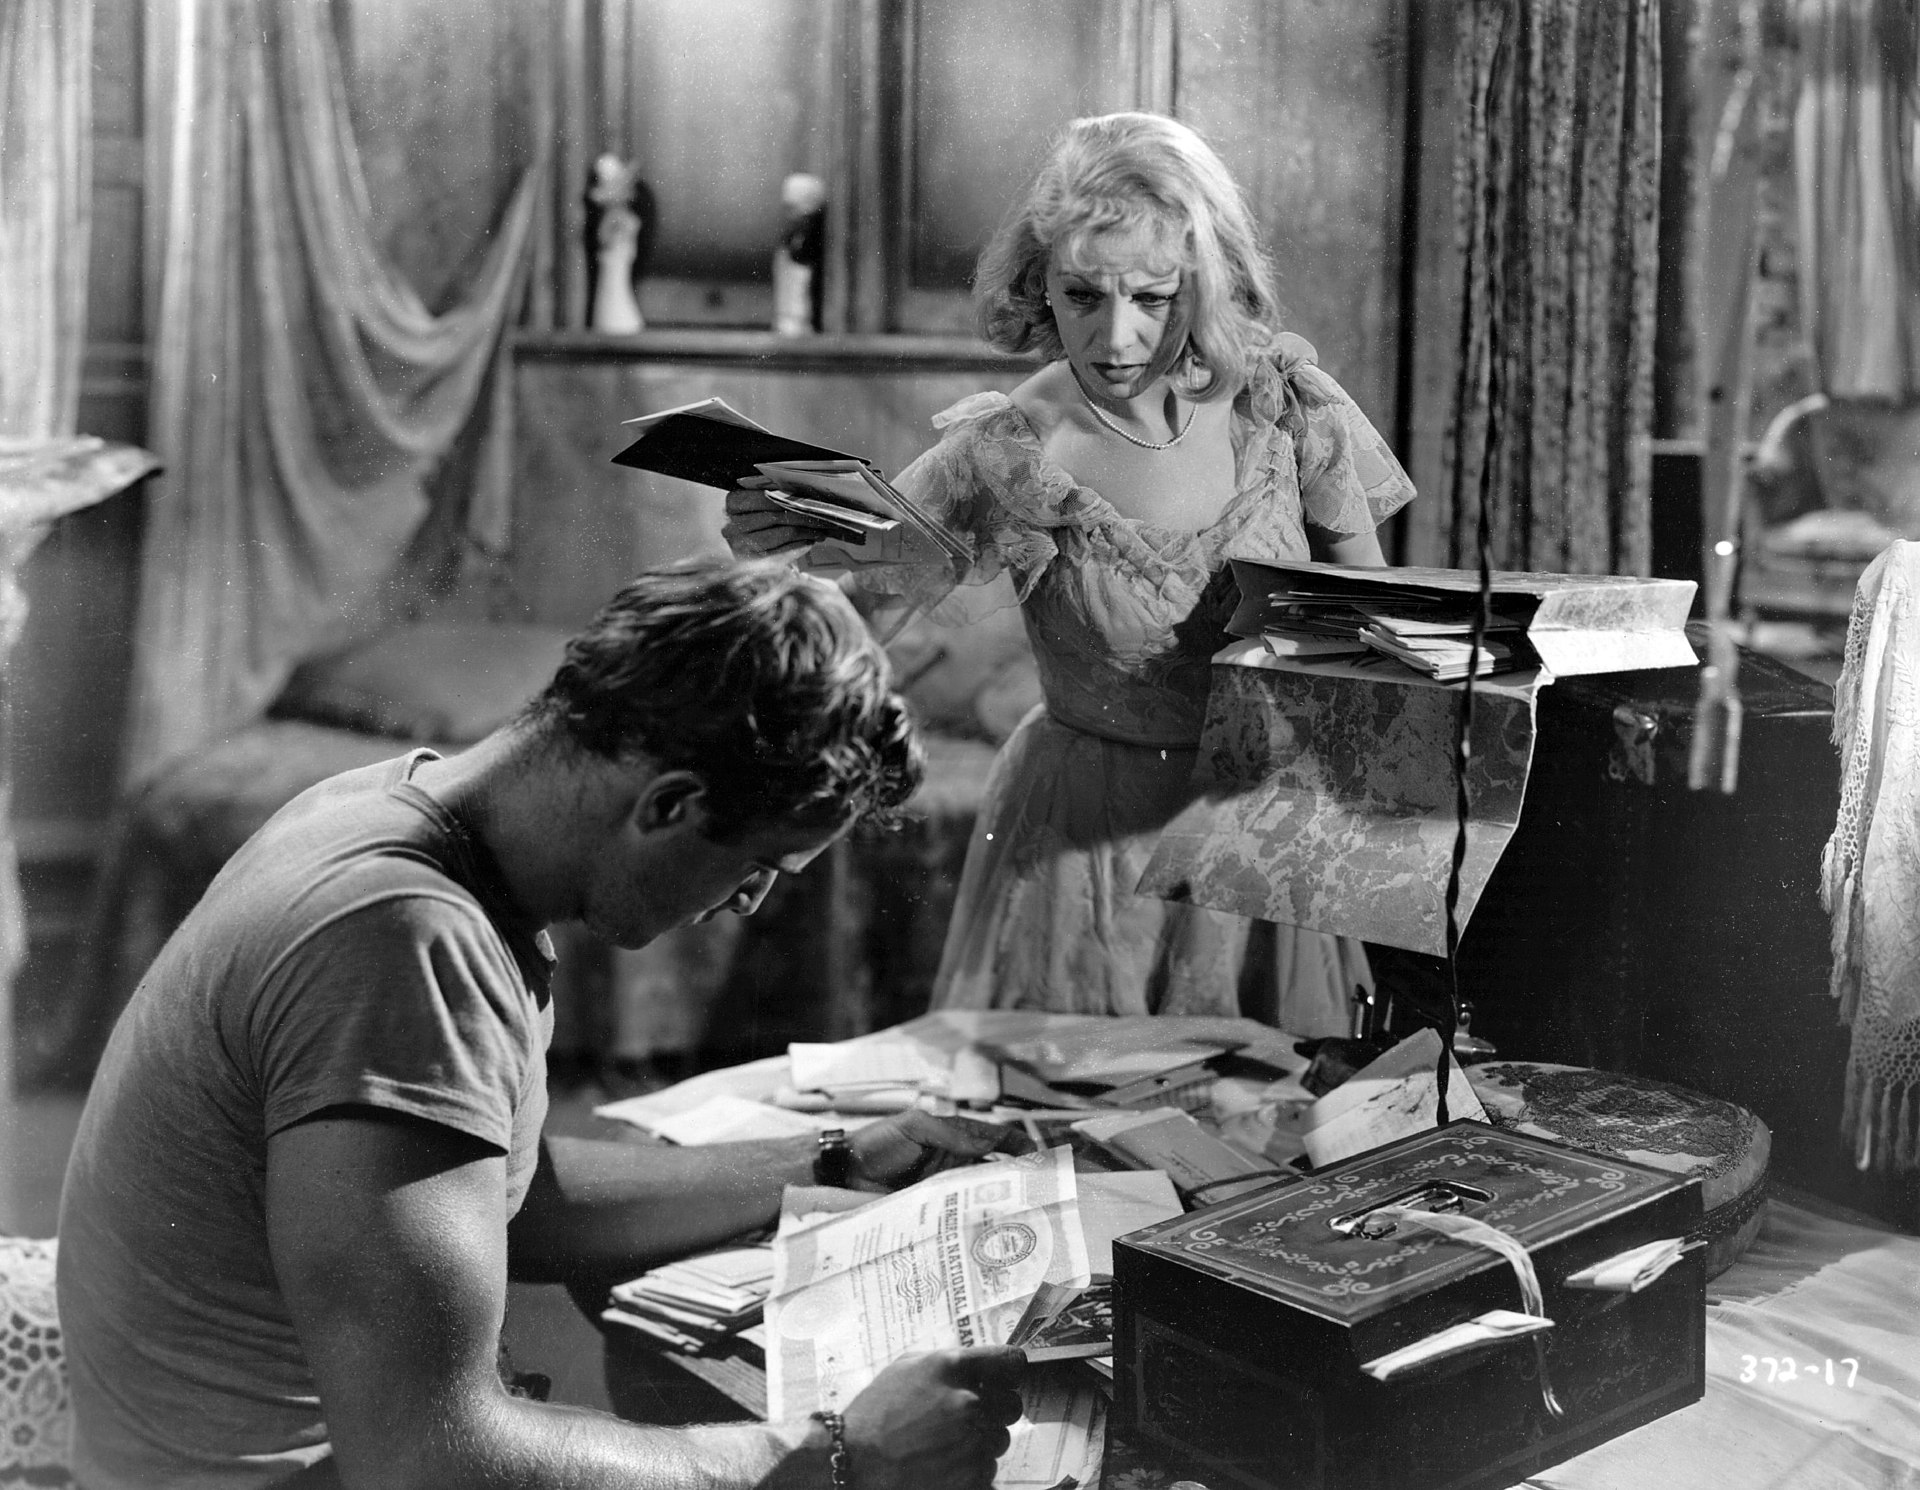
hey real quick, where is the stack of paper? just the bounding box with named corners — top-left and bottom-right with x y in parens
top-left (603, 1246), bottom-right (777, 1355)
top-left (1354, 601), bottom-right (1530, 682)
top-left (756, 466), bottom-right (902, 545)
top-left (1225, 557), bottom-right (1699, 679)
top-left (779, 1038), bottom-right (950, 1113)
top-left (1250, 576), bottom-right (1533, 682)
top-left (1254, 594), bottom-right (1374, 661)
top-left (986, 1025), bottom-right (1243, 1111)
top-left (611, 397), bottom-right (967, 563)
top-left (755, 459), bottom-right (967, 564)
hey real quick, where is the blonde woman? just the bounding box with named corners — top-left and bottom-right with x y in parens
top-left (726, 112), bottom-right (1413, 1033)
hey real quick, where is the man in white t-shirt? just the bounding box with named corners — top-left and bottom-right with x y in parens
top-left (59, 560), bottom-right (1024, 1490)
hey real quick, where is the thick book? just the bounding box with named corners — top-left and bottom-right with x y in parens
top-left (1227, 558), bottom-right (1698, 677)
top-left (612, 397), bottom-right (966, 562)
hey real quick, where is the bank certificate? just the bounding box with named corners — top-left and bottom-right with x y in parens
top-left (765, 1146), bottom-right (1089, 1419)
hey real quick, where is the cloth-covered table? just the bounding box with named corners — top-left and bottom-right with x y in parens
top-left (596, 1016), bottom-right (1920, 1489)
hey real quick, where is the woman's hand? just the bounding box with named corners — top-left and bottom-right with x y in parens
top-left (724, 480), bottom-right (955, 574)
top-left (847, 1110), bottom-right (1030, 1191)
top-left (723, 482), bottom-right (842, 561)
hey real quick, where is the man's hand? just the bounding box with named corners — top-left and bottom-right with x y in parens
top-left (841, 1347), bottom-right (1027, 1490)
top-left (847, 1110), bottom-right (1030, 1192)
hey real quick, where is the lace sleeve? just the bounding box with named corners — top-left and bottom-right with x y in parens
top-left (1291, 365), bottom-right (1417, 536)
top-left (845, 395), bottom-right (1060, 623)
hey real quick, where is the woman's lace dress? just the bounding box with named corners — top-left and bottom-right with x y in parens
top-left (872, 345), bottom-right (1416, 1033)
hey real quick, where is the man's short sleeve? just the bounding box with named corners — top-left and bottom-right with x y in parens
top-left (250, 894), bottom-right (543, 1152)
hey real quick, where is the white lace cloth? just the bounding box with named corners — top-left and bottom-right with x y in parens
top-left (0, 1236), bottom-right (73, 1484)
top-left (1821, 539), bottom-right (1920, 1170)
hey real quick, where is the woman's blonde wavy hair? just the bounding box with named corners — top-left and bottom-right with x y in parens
top-left (973, 112), bottom-right (1284, 401)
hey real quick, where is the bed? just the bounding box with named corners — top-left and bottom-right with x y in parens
top-left (55, 605), bottom-right (1036, 1088)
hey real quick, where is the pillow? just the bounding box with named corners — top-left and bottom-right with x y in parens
top-left (273, 621), bottom-right (572, 743)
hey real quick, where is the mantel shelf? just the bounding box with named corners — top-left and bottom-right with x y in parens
top-left (512, 329), bottom-right (1035, 377)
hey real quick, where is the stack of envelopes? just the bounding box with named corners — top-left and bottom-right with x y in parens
top-left (1254, 577), bottom-right (1534, 681)
top-left (603, 1245), bottom-right (775, 1356)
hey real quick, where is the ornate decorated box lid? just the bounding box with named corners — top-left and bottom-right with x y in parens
top-left (1119, 1122), bottom-right (1689, 1324)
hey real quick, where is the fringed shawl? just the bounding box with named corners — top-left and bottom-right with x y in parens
top-left (1821, 539), bottom-right (1920, 1169)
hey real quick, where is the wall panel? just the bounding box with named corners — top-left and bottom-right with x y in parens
top-left (1176, 0), bottom-right (1410, 434)
top-left (509, 350), bottom-right (1028, 626)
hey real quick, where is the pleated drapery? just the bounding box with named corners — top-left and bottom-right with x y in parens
top-left (0, 0), bottom-right (90, 441)
top-left (1794, 0), bottom-right (1920, 400)
top-left (125, 0), bottom-right (543, 786)
top-left (1441, 0), bottom-right (1663, 575)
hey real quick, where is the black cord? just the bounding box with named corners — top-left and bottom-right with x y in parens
top-left (1441, 13), bottom-right (1509, 1128)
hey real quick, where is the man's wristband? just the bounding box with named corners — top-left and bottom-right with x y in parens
top-left (811, 1409), bottom-right (852, 1490)
top-left (813, 1127), bottom-right (854, 1188)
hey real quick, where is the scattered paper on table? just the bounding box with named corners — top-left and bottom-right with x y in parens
top-left (592, 1053), bottom-right (791, 1129)
top-left (634, 1094), bottom-right (834, 1145)
top-left (771, 1084), bottom-right (924, 1115)
top-left (1008, 1279), bottom-right (1113, 1361)
top-left (996, 1365), bottom-right (1107, 1490)
top-left (990, 1024), bottom-right (1240, 1087)
top-left (1074, 1170), bottom-right (1183, 1276)
top-left (789, 1038), bottom-right (946, 1094)
top-left (1301, 1028), bottom-right (1488, 1168)
top-left (1072, 1107), bottom-right (1271, 1202)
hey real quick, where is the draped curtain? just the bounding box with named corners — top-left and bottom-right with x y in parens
top-left (0, 0), bottom-right (90, 441)
top-left (1794, 0), bottom-right (1920, 399)
top-left (125, 0), bottom-right (544, 785)
top-left (1442, 0), bottom-right (1663, 574)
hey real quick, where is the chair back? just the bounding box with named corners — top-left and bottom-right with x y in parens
top-left (1744, 394), bottom-right (1920, 618)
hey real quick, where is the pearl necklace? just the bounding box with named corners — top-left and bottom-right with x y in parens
top-left (1075, 374), bottom-right (1195, 451)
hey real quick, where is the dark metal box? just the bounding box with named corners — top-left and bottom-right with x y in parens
top-left (1112, 1122), bottom-right (1705, 1490)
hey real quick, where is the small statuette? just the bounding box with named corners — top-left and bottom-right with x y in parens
top-left (774, 173), bottom-right (827, 336)
top-left (586, 153), bottom-right (651, 334)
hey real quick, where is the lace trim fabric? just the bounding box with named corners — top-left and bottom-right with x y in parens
top-left (1820, 539), bottom-right (1920, 1170)
top-left (0, 1237), bottom-right (74, 1483)
top-left (865, 344), bottom-right (1416, 628)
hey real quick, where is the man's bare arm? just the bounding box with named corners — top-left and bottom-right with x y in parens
top-left (508, 1111), bottom-right (1017, 1285)
top-left (268, 1110), bottom-right (1020, 1490)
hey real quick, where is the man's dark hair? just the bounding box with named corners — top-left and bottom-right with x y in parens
top-left (525, 559), bottom-right (922, 840)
